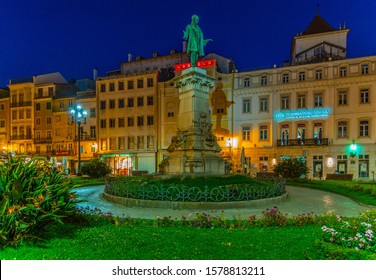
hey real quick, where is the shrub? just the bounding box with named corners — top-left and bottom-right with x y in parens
top-left (81, 158), bottom-right (112, 178)
top-left (0, 155), bottom-right (76, 246)
top-left (273, 157), bottom-right (309, 179)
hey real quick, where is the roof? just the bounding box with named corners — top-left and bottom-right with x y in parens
top-left (33, 72), bottom-right (68, 85)
top-left (302, 15), bottom-right (336, 35)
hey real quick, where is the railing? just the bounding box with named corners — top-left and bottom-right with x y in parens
top-left (10, 135), bottom-right (33, 140)
top-left (34, 138), bottom-right (53, 143)
top-left (10, 101), bottom-right (32, 108)
top-left (75, 135), bottom-right (96, 141)
top-left (276, 138), bottom-right (329, 147)
top-left (34, 93), bottom-right (53, 99)
top-left (52, 150), bottom-right (74, 156)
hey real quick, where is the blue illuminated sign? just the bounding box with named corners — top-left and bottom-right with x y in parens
top-left (274, 108), bottom-right (331, 122)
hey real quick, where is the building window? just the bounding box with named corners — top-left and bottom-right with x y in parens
top-left (128, 117), bottom-right (134, 127)
top-left (261, 76), bottom-right (267, 85)
top-left (242, 126), bottom-right (251, 140)
top-left (128, 80), bottom-right (134, 89)
top-left (90, 126), bottom-right (96, 138)
top-left (109, 83), bottom-right (115, 92)
top-left (0, 103), bottom-right (4, 110)
top-left (314, 94), bottom-right (323, 107)
top-left (46, 102), bottom-right (52, 110)
top-left (147, 115), bottom-right (154, 125)
top-left (360, 89), bottom-right (369, 104)
top-left (12, 111), bottom-right (17, 120)
top-left (339, 67), bottom-right (347, 77)
top-left (360, 120), bottom-right (369, 137)
top-left (109, 137), bottom-right (116, 150)
top-left (0, 120), bottom-right (5, 128)
top-left (100, 101), bottom-right (106, 110)
top-left (137, 79), bottom-right (144, 88)
top-left (19, 110), bottom-right (24, 119)
top-left (36, 117), bottom-right (41, 125)
top-left (100, 119), bottom-right (106, 128)
top-left (100, 84), bottom-right (106, 92)
top-left (47, 131), bottom-right (52, 139)
top-left (167, 111), bottom-right (174, 117)
top-left (46, 117), bottom-right (51, 124)
top-left (147, 135), bottom-right (154, 148)
top-left (147, 96), bottom-right (154, 105)
top-left (244, 78), bottom-right (250, 87)
top-left (297, 95), bottom-right (306, 108)
top-left (338, 91), bottom-right (347, 105)
top-left (128, 136), bottom-right (135, 149)
top-left (361, 64), bottom-right (369, 75)
top-left (147, 78), bottom-right (154, 87)
top-left (281, 96), bottom-right (289, 110)
top-left (137, 97), bottom-right (144, 106)
top-left (59, 101), bottom-right (64, 109)
top-left (35, 103), bottom-right (41, 111)
top-left (217, 108), bottom-right (224, 114)
top-left (101, 138), bottom-right (107, 151)
top-left (315, 69), bottom-right (323, 80)
top-left (260, 125), bottom-right (268, 140)
top-left (137, 136), bottom-right (144, 149)
top-left (128, 98), bottom-right (134, 107)
top-left (109, 118), bottom-right (115, 128)
top-left (109, 99), bottom-right (115, 109)
top-left (118, 81), bottom-right (124, 91)
top-left (26, 109), bottom-right (31, 119)
top-left (282, 73), bottom-right (289, 83)
top-left (242, 99), bottom-right (251, 113)
top-left (337, 121), bottom-right (348, 138)
top-left (260, 97), bottom-right (268, 112)
top-left (118, 118), bottom-right (125, 127)
top-left (137, 116), bottom-right (144, 126)
top-left (299, 71), bottom-right (306, 81)
top-left (90, 108), bottom-right (96, 118)
top-left (118, 99), bottom-right (124, 108)
top-left (118, 137), bottom-right (125, 149)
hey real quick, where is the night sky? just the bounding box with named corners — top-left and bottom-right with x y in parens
top-left (1, 0), bottom-right (376, 87)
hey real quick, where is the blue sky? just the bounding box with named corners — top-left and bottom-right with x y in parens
top-left (1, 0), bottom-right (376, 87)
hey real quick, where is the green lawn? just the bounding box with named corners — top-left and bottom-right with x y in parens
top-left (0, 223), bottom-right (322, 260)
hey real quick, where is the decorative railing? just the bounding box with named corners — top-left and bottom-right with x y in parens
top-left (105, 178), bottom-right (286, 202)
top-left (10, 101), bottom-right (32, 108)
top-left (276, 138), bottom-right (328, 147)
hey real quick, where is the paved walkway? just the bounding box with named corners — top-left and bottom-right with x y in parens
top-left (74, 185), bottom-right (375, 219)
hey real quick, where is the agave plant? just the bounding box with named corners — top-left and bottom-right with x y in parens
top-left (0, 155), bottom-right (76, 246)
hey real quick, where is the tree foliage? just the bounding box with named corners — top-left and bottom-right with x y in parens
top-left (81, 158), bottom-right (112, 178)
top-left (273, 157), bottom-right (309, 179)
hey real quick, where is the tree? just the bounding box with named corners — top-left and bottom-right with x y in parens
top-left (81, 158), bottom-right (112, 178)
top-left (273, 157), bottom-right (309, 179)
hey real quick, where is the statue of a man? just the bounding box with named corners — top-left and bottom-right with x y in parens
top-left (183, 15), bottom-right (212, 67)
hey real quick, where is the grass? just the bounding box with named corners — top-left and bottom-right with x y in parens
top-left (0, 222), bottom-right (323, 260)
top-left (287, 179), bottom-right (376, 205)
top-left (68, 176), bottom-right (105, 187)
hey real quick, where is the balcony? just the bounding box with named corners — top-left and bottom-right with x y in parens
top-left (52, 150), bottom-right (74, 156)
top-left (75, 135), bottom-right (96, 141)
top-left (10, 101), bottom-right (32, 108)
top-left (34, 138), bottom-right (53, 144)
top-left (10, 135), bottom-right (32, 140)
top-left (276, 138), bottom-right (329, 147)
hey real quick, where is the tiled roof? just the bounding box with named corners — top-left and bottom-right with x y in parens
top-left (302, 15), bottom-right (336, 35)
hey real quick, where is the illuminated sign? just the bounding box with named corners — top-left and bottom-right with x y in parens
top-left (175, 59), bottom-right (216, 71)
top-left (274, 108), bottom-right (331, 122)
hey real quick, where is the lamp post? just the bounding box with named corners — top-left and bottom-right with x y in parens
top-left (70, 105), bottom-right (87, 176)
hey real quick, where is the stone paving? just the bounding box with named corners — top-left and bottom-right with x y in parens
top-left (74, 185), bottom-right (375, 219)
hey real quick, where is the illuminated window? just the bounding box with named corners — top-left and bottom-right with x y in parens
top-left (242, 126), bottom-right (251, 140)
top-left (361, 64), bottom-right (369, 75)
top-left (297, 95), bottom-right (306, 108)
top-left (101, 138), bottom-right (107, 150)
top-left (339, 67), bottom-right (347, 77)
top-left (338, 91), bottom-right (347, 105)
top-left (337, 121), bottom-right (348, 138)
top-left (359, 120), bottom-right (369, 137)
top-left (242, 99), bottom-right (251, 113)
top-left (314, 94), bottom-right (323, 107)
top-left (281, 96), bottom-right (289, 110)
top-left (360, 89), bottom-right (369, 104)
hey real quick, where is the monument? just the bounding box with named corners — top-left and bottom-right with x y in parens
top-left (159, 15), bottom-right (225, 175)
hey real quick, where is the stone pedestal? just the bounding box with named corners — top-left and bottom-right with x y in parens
top-left (159, 67), bottom-right (225, 175)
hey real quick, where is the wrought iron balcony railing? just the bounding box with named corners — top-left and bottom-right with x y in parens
top-left (276, 138), bottom-right (329, 147)
top-left (34, 138), bottom-right (53, 144)
top-left (10, 101), bottom-right (32, 108)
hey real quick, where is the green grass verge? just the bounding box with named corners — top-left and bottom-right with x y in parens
top-left (0, 223), bottom-right (323, 260)
top-left (287, 179), bottom-right (376, 206)
top-left (68, 177), bottom-right (105, 188)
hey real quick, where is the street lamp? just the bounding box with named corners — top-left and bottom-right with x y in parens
top-left (70, 105), bottom-right (87, 176)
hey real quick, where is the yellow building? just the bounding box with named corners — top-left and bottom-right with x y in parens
top-left (0, 88), bottom-right (10, 152)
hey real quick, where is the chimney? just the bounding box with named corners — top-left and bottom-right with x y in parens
top-left (152, 52), bottom-right (160, 58)
top-left (128, 53), bottom-right (133, 62)
top-left (93, 68), bottom-right (98, 80)
top-left (182, 41), bottom-right (187, 52)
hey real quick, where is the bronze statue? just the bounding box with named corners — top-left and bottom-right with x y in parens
top-left (183, 15), bottom-right (212, 67)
